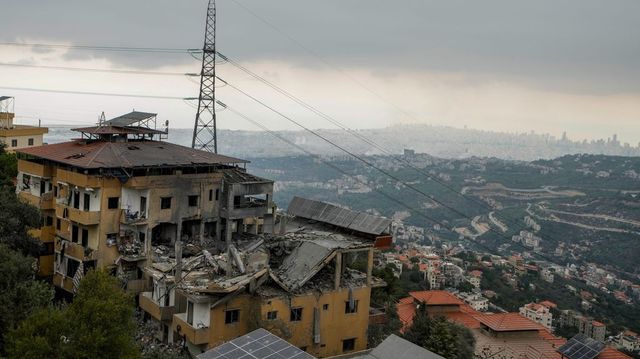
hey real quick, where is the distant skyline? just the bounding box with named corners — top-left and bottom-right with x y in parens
top-left (0, 0), bottom-right (639, 144)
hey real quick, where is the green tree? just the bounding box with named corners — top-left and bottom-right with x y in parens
top-left (6, 270), bottom-right (140, 359)
top-left (0, 143), bottom-right (17, 187)
top-left (0, 244), bottom-right (54, 354)
top-left (0, 187), bottom-right (43, 256)
top-left (403, 306), bottom-right (475, 359)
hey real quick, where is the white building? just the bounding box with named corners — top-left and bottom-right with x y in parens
top-left (519, 302), bottom-right (553, 330)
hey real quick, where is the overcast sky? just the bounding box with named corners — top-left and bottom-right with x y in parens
top-left (1, 0), bottom-right (639, 144)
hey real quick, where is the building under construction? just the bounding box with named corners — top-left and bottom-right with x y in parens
top-left (15, 112), bottom-right (393, 357)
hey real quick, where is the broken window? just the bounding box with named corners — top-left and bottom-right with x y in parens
top-left (225, 309), bottom-right (240, 324)
top-left (73, 191), bottom-right (80, 209)
top-left (83, 193), bottom-right (90, 211)
top-left (45, 216), bottom-right (53, 226)
top-left (108, 197), bottom-right (119, 209)
top-left (290, 308), bottom-right (303, 322)
top-left (266, 311), bottom-right (278, 320)
top-left (345, 300), bottom-right (359, 314)
top-left (322, 304), bottom-right (329, 311)
top-left (71, 225), bottom-right (79, 243)
top-left (342, 338), bottom-right (356, 352)
top-left (81, 228), bottom-right (89, 247)
top-left (66, 258), bottom-right (80, 278)
top-left (54, 185), bottom-right (58, 197)
top-left (160, 197), bottom-right (171, 209)
top-left (187, 301), bottom-right (194, 325)
top-left (188, 195), bottom-right (198, 207)
top-left (215, 189), bottom-right (219, 201)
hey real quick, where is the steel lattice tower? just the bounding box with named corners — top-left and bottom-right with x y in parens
top-left (192, 0), bottom-right (218, 153)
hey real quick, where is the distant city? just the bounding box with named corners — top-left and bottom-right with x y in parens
top-left (45, 124), bottom-right (640, 161)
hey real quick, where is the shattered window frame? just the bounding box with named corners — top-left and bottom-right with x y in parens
top-left (160, 196), bottom-right (172, 210)
top-left (188, 195), bottom-right (199, 207)
top-left (266, 311), bottom-right (278, 320)
top-left (290, 307), bottom-right (303, 322)
top-left (342, 338), bottom-right (356, 352)
top-left (107, 197), bottom-right (119, 209)
top-left (224, 309), bottom-right (240, 324)
top-left (344, 300), bottom-right (359, 314)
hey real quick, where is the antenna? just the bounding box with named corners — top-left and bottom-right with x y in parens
top-left (192, 0), bottom-right (217, 153)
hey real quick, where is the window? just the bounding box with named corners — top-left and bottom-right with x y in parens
top-left (11, 139), bottom-right (17, 147)
top-left (73, 192), bottom-right (80, 209)
top-left (83, 193), bottom-right (90, 211)
top-left (345, 300), bottom-right (359, 314)
top-left (322, 304), bottom-right (329, 311)
top-left (81, 228), bottom-right (89, 247)
top-left (66, 258), bottom-right (80, 277)
top-left (45, 216), bottom-right (53, 226)
top-left (28, 138), bottom-right (34, 146)
top-left (56, 218), bottom-right (61, 230)
top-left (54, 186), bottom-right (58, 197)
top-left (107, 197), bottom-right (119, 209)
top-left (215, 189), bottom-right (219, 201)
top-left (290, 308), bottom-right (303, 322)
top-left (188, 195), bottom-right (198, 207)
top-left (160, 197), bottom-right (172, 209)
top-left (266, 311), bottom-right (278, 320)
top-left (71, 225), bottom-right (79, 243)
top-left (187, 301), bottom-right (194, 325)
top-left (342, 338), bottom-right (356, 352)
top-left (225, 309), bottom-right (240, 324)
top-left (209, 189), bottom-right (213, 201)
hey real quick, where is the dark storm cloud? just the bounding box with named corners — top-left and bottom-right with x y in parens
top-left (1, 0), bottom-right (639, 93)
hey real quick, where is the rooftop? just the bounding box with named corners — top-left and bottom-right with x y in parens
top-left (477, 313), bottom-right (545, 332)
top-left (197, 328), bottom-right (315, 359)
top-left (408, 290), bottom-right (465, 306)
top-left (17, 140), bottom-right (248, 169)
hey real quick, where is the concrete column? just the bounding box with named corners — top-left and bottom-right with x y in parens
top-left (334, 252), bottom-right (342, 290)
top-left (198, 220), bottom-right (205, 246)
top-left (367, 248), bottom-right (374, 286)
top-left (175, 221), bottom-right (182, 281)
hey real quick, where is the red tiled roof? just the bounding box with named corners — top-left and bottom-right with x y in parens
top-left (592, 320), bottom-right (606, 327)
top-left (476, 313), bottom-right (544, 332)
top-left (396, 301), bottom-right (416, 333)
top-left (539, 300), bottom-right (557, 309)
top-left (470, 270), bottom-right (483, 277)
top-left (409, 291), bottom-right (464, 306)
top-left (17, 140), bottom-right (248, 169)
top-left (597, 347), bottom-right (633, 359)
top-left (398, 296), bottom-right (414, 304)
top-left (418, 263), bottom-right (428, 271)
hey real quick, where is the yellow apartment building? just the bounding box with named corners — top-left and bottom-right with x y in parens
top-left (0, 96), bottom-right (48, 152)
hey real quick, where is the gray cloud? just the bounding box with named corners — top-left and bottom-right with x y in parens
top-left (0, 0), bottom-right (639, 94)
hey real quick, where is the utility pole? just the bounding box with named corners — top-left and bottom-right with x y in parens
top-left (192, 0), bottom-right (217, 153)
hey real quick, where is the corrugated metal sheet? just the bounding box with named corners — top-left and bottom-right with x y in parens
top-left (105, 111), bottom-right (157, 127)
top-left (287, 196), bottom-right (391, 235)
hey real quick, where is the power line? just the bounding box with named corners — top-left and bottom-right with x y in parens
top-left (0, 42), bottom-right (201, 54)
top-left (218, 52), bottom-right (558, 242)
top-left (0, 86), bottom-right (192, 100)
top-left (218, 100), bottom-right (523, 260)
top-left (0, 62), bottom-right (189, 76)
top-left (227, 0), bottom-right (424, 124)
top-left (217, 79), bottom-right (571, 265)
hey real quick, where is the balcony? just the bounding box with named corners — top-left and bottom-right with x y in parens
top-left (56, 204), bottom-right (100, 226)
top-left (56, 168), bottom-right (101, 188)
top-left (55, 239), bottom-right (96, 262)
top-left (120, 209), bottom-right (148, 225)
top-left (172, 313), bottom-right (209, 345)
top-left (18, 160), bottom-right (52, 178)
top-left (53, 273), bottom-right (75, 293)
top-left (139, 292), bottom-right (175, 322)
top-left (220, 199), bottom-right (269, 219)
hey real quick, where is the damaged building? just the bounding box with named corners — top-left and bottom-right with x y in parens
top-left (139, 196), bottom-right (392, 358)
top-left (15, 111), bottom-right (274, 291)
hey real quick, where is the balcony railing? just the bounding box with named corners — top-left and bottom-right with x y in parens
top-left (121, 209), bottom-right (147, 224)
top-left (56, 204), bottom-right (100, 225)
top-left (55, 239), bottom-right (96, 262)
top-left (172, 313), bottom-right (209, 345)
